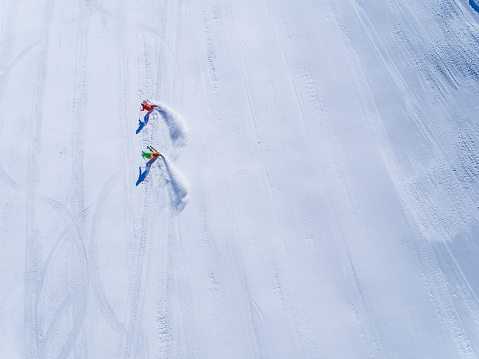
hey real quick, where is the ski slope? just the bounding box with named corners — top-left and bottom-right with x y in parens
top-left (2, 0), bottom-right (479, 357)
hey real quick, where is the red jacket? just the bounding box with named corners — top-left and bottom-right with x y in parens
top-left (141, 101), bottom-right (156, 112)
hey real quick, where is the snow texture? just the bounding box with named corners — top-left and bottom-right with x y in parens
top-left (2, 0), bottom-right (479, 358)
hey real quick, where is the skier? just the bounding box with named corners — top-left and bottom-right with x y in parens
top-left (142, 146), bottom-right (163, 160)
top-left (141, 100), bottom-right (156, 112)
top-left (136, 146), bottom-right (163, 186)
top-left (136, 100), bottom-right (159, 134)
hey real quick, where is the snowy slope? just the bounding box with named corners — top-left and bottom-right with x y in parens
top-left (2, 0), bottom-right (479, 358)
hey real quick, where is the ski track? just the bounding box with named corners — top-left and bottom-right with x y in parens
top-left (334, 0), bottom-right (479, 356)
top-left (123, 10), bottom-right (154, 358)
top-left (326, 1), bottom-right (404, 355)
top-left (68, 2), bottom-right (90, 356)
top-left (114, 1), bottom-right (139, 354)
top-left (261, 2), bottom-right (359, 356)
top-left (0, 0), bottom-right (19, 189)
top-left (259, 1), bottom-right (383, 356)
top-left (172, 212), bottom-right (200, 359)
top-left (25, 0), bottom-right (55, 357)
top-left (151, 185), bottom-right (173, 359)
top-left (340, 1), bottom-right (466, 357)
top-left (124, 184), bottom-right (150, 359)
top-left (197, 3), bottom-right (273, 357)
top-left (235, 20), bottom-right (317, 359)
top-left (0, 36), bottom-right (43, 189)
top-left (87, 169), bottom-right (127, 337)
top-left (124, 1), bottom-right (190, 354)
top-left (33, 198), bottom-right (90, 359)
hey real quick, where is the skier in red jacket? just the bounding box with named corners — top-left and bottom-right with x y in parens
top-left (141, 100), bottom-right (156, 112)
top-left (136, 100), bottom-right (159, 134)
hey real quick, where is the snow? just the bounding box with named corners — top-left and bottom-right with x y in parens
top-left (2, 0), bottom-right (479, 357)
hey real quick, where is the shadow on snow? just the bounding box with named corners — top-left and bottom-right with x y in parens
top-left (471, 0), bottom-right (479, 14)
top-left (135, 155), bottom-right (160, 186)
top-left (136, 102), bottom-right (188, 148)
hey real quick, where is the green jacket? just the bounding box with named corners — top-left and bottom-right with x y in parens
top-left (142, 151), bottom-right (154, 159)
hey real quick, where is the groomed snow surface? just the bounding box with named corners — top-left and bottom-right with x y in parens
top-left (2, 0), bottom-right (479, 358)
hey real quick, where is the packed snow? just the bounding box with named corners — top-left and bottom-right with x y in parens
top-left (2, 0), bottom-right (479, 358)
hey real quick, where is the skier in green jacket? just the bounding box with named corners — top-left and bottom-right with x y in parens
top-left (137, 146), bottom-right (163, 186)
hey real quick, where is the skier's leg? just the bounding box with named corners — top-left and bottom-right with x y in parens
top-left (147, 156), bottom-right (157, 167)
top-left (144, 109), bottom-right (154, 125)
